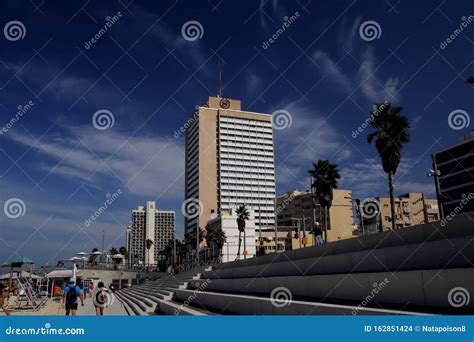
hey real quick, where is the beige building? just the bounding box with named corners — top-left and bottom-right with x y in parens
top-left (257, 228), bottom-right (315, 255)
top-left (276, 189), bottom-right (356, 243)
top-left (362, 193), bottom-right (440, 232)
top-left (184, 97), bottom-right (276, 239)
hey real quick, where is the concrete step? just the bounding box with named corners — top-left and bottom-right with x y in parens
top-left (115, 291), bottom-right (142, 316)
top-left (190, 267), bottom-right (474, 312)
top-left (205, 235), bottom-right (474, 280)
top-left (173, 289), bottom-right (429, 315)
top-left (154, 298), bottom-right (208, 316)
top-left (123, 288), bottom-right (164, 304)
top-left (117, 290), bottom-right (150, 314)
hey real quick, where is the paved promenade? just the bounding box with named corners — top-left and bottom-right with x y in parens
top-left (2, 293), bottom-right (128, 316)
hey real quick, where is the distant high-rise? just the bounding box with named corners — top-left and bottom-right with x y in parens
top-left (126, 201), bottom-right (175, 266)
top-left (184, 97), bottom-right (276, 238)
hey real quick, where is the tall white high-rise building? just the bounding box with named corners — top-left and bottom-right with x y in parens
top-left (184, 97), bottom-right (276, 238)
top-left (126, 201), bottom-right (175, 266)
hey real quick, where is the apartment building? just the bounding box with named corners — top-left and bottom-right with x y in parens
top-left (126, 201), bottom-right (175, 266)
top-left (184, 97), bottom-right (276, 241)
top-left (361, 193), bottom-right (440, 233)
top-left (276, 189), bottom-right (356, 242)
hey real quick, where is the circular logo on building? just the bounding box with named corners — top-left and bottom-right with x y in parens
top-left (219, 98), bottom-right (230, 109)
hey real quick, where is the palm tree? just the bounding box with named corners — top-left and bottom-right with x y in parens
top-left (109, 247), bottom-right (118, 255)
top-left (367, 102), bottom-right (410, 230)
top-left (89, 247), bottom-right (99, 265)
top-left (145, 239), bottom-right (153, 266)
top-left (205, 223), bottom-right (227, 258)
top-left (309, 160), bottom-right (341, 242)
top-left (235, 205), bottom-right (250, 260)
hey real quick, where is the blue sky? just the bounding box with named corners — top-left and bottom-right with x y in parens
top-left (0, 0), bottom-right (472, 266)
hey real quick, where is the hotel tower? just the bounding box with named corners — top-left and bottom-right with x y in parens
top-left (184, 97), bottom-right (276, 238)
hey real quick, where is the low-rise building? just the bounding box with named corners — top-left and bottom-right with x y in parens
top-left (207, 208), bottom-right (256, 262)
top-left (360, 193), bottom-right (440, 233)
top-left (276, 189), bottom-right (356, 243)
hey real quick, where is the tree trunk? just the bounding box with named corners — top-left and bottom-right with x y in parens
top-left (243, 229), bottom-right (247, 259)
top-left (236, 231), bottom-right (242, 260)
top-left (388, 172), bottom-right (396, 230)
top-left (324, 206), bottom-right (328, 243)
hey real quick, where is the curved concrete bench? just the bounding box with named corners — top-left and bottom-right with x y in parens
top-left (204, 235), bottom-right (474, 279)
top-left (213, 214), bottom-right (474, 271)
top-left (190, 267), bottom-right (474, 312)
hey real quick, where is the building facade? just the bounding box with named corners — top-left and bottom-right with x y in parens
top-left (257, 227), bottom-right (315, 254)
top-left (184, 97), bottom-right (276, 240)
top-left (207, 208), bottom-right (256, 262)
top-left (361, 193), bottom-right (440, 233)
top-left (276, 189), bottom-right (356, 243)
top-left (432, 130), bottom-right (474, 217)
top-left (126, 201), bottom-right (175, 266)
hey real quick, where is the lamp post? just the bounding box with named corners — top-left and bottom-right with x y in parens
top-left (427, 166), bottom-right (444, 220)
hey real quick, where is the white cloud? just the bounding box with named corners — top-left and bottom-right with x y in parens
top-left (272, 101), bottom-right (353, 191)
top-left (313, 51), bottom-right (352, 91)
top-left (8, 126), bottom-right (185, 198)
top-left (357, 47), bottom-right (400, 103)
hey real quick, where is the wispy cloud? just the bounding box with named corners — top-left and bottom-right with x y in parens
top-left (7, 125), bottom-right (184, 198)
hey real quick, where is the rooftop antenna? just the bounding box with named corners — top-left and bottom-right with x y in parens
top-left (217, 57), bottom-right (224, 98)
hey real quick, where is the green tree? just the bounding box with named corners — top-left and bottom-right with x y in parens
top-left (89, 247), bottom-right (99, 265)
top-left (235, 205), bottom-right (250, 260)
top-left (309, 160), bottom-right (341, 242)
top-left (109, 247), bottom-right (118, 255)
top-left (367, 102), bottom-right (410, 230)
top-left (205, 223), bottom-right (227, 257)
top-left (119, 246), bottom-right (129, 258)
top-left (184, 228), bottom-right (204, 251)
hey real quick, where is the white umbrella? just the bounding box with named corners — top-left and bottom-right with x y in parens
top-left (91, 251), bottom-right (102, 255)
top-left (76, 252), bottom-right (89, 256)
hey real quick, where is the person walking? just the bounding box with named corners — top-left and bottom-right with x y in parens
top-left (63, 278), bottom-right (84, 316)
top-left (88, 281), bottom-right (94, 298)
top-left (93, 281), bottom-right (110, 316)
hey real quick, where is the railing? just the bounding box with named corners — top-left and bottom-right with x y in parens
top-left (177, 249), bottom-right (222, 273)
